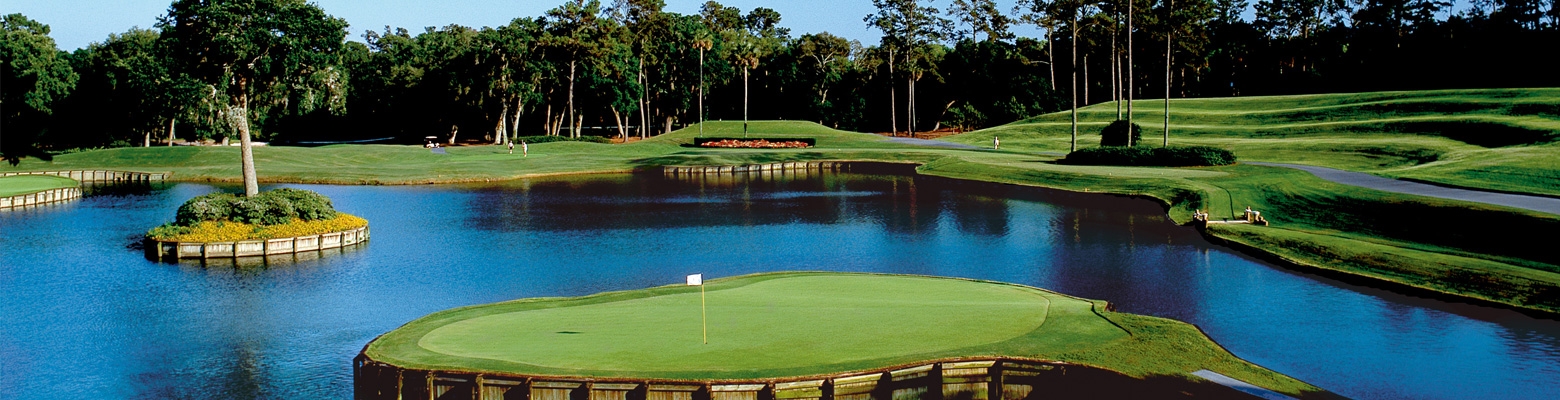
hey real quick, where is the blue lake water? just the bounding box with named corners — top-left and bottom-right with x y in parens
top-left (1, 171), bottom-right (1556, 399)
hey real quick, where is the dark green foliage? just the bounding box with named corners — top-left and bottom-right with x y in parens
top-left (175, 192), bottom-right (238, 225)
top-left (172, 189), bottom-right (338, 226)
top-left (267, 188), bottom-right (336, 221)
top-left (1061, 146), bottom-right (1238, 167)
top-left (513, 135), bottom-right (611, 144)
top-left (1100, 121), bottom-right (1143, 147)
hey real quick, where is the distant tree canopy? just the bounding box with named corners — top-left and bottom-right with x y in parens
top-left (3, 0), bottom-right (1558, 153)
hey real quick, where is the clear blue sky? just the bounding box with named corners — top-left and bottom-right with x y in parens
top-left (5, 0), bottom-right (1052, 51)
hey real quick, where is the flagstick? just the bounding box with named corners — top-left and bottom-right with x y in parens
top-left (701, 283), bottom-right (707, 344)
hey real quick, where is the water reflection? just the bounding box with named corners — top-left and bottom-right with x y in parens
top-left (0, 173), bottom-right (1556, 399)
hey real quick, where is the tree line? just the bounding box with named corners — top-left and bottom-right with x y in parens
top-left (5, 0), bottom-right (1558, 158)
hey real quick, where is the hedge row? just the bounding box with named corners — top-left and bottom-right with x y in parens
top-left (1060, 145), bottom-right (1237, 167)
top-left (174, 188), bottom-right (338, 226)
top-left (512, 135), bottom-right (612, 144)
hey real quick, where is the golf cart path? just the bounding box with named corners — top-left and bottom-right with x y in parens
top-left (885, 137), bottom-right (983, 149)
top-left (1191, 370), bottom-right (1296, 400)
top-left (1247, 162), bottom-right (1560, 216)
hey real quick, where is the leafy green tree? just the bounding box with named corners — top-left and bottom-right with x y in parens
top-left (544, 0), bottom-right (609, 138)
top-left (57, 28), bottom-right (204, 149)
top-left (948, 0), bottom-right (1014, 42)
top-left (1, 14), bottom-right (77, 165)
top-left (158, 0), bottom-right (348, 196)
top-left (795, 32), bottom-right (855, 119)
top-left (867, 0), bottom-right (954, 135)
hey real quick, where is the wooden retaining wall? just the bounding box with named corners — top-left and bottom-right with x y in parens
top-left (146, 226), bottom-right (370, 260)
top-left (0, 187), bottom-right (83, 210)
top-left (0, 170), bottom-right (171, 182)
top-left (353, 357), bottom-right (1066, 400)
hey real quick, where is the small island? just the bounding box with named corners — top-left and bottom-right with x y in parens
top-left (145, 188), bottom-right (368, 259)
top-left (358, 272), bottom-right (1330, 399)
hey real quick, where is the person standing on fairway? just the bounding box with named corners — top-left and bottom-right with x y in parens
top-left (508, 140), bottom-right (514, 154)
top-left (993, 136), bottom-right (1000, 150)
top-left (522, 141), bottom-right (528, 157)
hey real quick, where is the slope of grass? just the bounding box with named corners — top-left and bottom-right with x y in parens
top-left (946, 88), bottom-right (1560, 196)
top-left (0, 175), bottom-right (78, 197)
top-left (7, 96), bottom-right (1558, 315)
top-left (367, 272), bottom-right (1327, 397)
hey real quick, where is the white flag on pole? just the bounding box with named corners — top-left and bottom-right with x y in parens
top-left (686, 274), bottom-right (703, 286)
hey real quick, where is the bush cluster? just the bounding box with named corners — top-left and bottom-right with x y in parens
top-left (1061, 145), bottom-right (1238, 167)
top-left (174, 188), bottom-right (338, 226)
top-left (1100, 120), bottom-right (1143, 147)
top-left (511, 135), bottom-right (611, 144)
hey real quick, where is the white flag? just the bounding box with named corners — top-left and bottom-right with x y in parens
top-left (686, 274), bottom-right (703, 286)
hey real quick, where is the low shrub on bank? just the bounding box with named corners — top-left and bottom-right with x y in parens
top-left (151, 188), bottom-right (362, 241)
top-left (1060, 145), bottom-right (1237, 167)
top-left (512, 135), bottom-right (611, 144)
top-left (1100, 120), bottom-right (1143, 147)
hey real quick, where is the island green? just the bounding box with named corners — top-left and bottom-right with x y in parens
top-left (0, 175), bottom-right (77, 198)
top-left (365, 272), bottom-right (1326, 397)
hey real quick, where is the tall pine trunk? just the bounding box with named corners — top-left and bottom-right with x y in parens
top-left (567, 59), bottom-right (578, 138)
top-left (1070, 14), bottom-right (1078, 153)
top-left (167, 118), bottom-right (176, 146)
top-left (888, 47), bottom-right (897, 136)
top-left (612, 105), bottom-right (625, 139)
top-left (521, 96), bottom-right (533, 140)
top-left (494, 99), bottom-right (510, 145)
top-left (1127, 0), bottom-right (1135, 139)
top-left (1047, 28), bottom-right (1056, 91)
top-left (638, 57), bottom-right (648, 139)
top-left (235, 87), bottom-right (258, 197)
top-left (743, 66), bottom-right (750, 136)
top-left (1113, 21), bottom-right (1121, 120)
top-left (1164, 0), bottom-right (1172, 147)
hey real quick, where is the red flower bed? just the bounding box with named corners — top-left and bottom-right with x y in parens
top-left (698, 139), bottom-right (812, 148)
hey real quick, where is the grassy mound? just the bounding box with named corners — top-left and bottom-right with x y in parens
top-left (0, 175), bottom-right (77, 197)
top-left (945, 88), bottom-right (1560, 196)
top-left (365, 272), bottom-right (1323, 396)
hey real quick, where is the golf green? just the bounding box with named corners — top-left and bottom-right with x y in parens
top-left (366, 272), bottom-right (1126, 379)
top-left (0, 175), bottom-right (77, 198)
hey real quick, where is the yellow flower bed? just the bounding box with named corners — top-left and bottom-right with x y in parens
top-left (150, 214), bottom-right (368, 242)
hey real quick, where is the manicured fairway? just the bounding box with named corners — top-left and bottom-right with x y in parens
top-left (368, 273), bottom-right (1123, 379)
top-left (0, 175), bottom-right (77, 197)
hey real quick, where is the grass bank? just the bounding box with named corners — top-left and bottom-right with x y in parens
top-left (0, 175), bottom-right (78, 197)
top-left (940, 88), bottom-right (1560, 314)
top-left (365, 272), bottom-right (1330, 397)
top-left (7, 90), bottom-right (1557, 314)
top-left (945, 88), bottom-right (1560, 197)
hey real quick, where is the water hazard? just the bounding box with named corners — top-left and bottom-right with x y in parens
top-left (1, 172), bottom-right (1556, 399)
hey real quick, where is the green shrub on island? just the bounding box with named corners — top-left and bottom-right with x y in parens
top-left (149, 188), bottom-right (364, 242)
top-left (1061, 145), bottom-right (1238, 167)
top-left (175, 188), bottom-right (337, 226)
top-left (1100, 120), bottom-right (1143, 147)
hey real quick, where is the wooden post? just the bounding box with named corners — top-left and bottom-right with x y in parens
top-left (929, 364), bottom-right (944, 400)
top-left (987, 361), bottom-right (1003, 400)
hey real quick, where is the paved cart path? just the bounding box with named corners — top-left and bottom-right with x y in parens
top-left (885, 137), bottom-right (983, 149)
top-left (1246, 162), bottom-right (1560, 216)
top-left (1191, 370), bottom-right (1296, 400)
